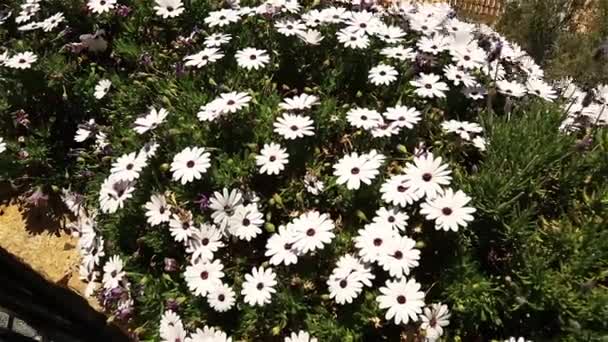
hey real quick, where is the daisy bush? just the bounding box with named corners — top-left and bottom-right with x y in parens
top-left (1, 0), bottom-right (607, 341)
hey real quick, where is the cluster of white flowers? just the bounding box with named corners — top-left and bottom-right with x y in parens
top-left (10, 0), bottom-right (65, 32)
top-left (557, 78), bottom-right (608, 132)
top-left (32, 0), bottom-right (589, 340)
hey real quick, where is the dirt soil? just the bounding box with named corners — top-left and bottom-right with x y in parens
top-left (0, 202), bottom-right (100, 311)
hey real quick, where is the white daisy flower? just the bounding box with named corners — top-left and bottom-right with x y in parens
top-left (333, 152), bottom-right (381, 190)
top-left (320, 6), bottom-right (348, 23)
top-left (451, 45), bottom-right (486, 70)
top-left (134, 107), bottom-right (169, 134)
top-left (94, 79), bottom-right (111, 99)
top-left (235, 48), bottom-right (270, 70)
top-left (215, 91), bottom-right (252, 114)
top-left (204, 9), bottom-right (240, 27)
top-left (144, 194), bottom-right (171, 226)
top-left (463, 85), bottom-right (487, 100)
top-left (417, 35), bottom-right (450, 55)
top-left (381, 45), bottom-right (416, 61)
top-left (229, 203), bottom-right (264, 241)
top-left (184, 259), bottom-right (225, 297)
top-left (368, 64), bottom-right (398, 86)
top-left (472, 136), bottom-right (487, 151)
top-left (371, 122), bottom-right (401, 138)
top-left (273, 113), bottom-right (314, 139)
top-left (345, 10), bottom-right (380, 35)
top-left (265, 225), bottom-right (299, 266)
top-left (209, 188), bottom-right (243, 231)
top-left (373, 207), bottom-right (409, 232)
top-left (527, 78), bottom-right (557, 102)
top-left (440, 120), bottom-right (483, 141)
top-left (275, 19), bottom-right (306, 36)
top-left (256, 142), bottom-right (289, 175)
top-left (204, 33), bottom-right (232, 47)
top-left (404, 152), bottom-right (452, 199)
top-left (378, 235), bottom-right (420, 278)
top-left (241, 266), bottom-right (277, 306)
top-left (346, 108), bottom-right (383, 130)
top-left (443, 64), bottom-right (477, 88)
top-left (420, 188), bottom-right (476, 232)
top-left (87, 0), bottom-right (116, 14)
top-left (377, 278), bottom-right (425, 325)
top-left (337, 29), bottom-right (369, 49)
top-left (420, 303), bottom-right (451, 341)
top-left (285, 330), bottom-right (318, 342)
top-left (497, 80), bottom-right (526, 98)
top-left (327, 272), bottom-right (364, 305)
top-left (380, 174), bottom-right (421, 208)
top-left (110, 152), bottom-right (146, 182)
top-left (186, 223), bottom-right (224, 263)
top-left (279, 93), bottom-right (319, 111)
top-left (183, 48), bottom-right (224, 68)
top-left (410, 73), bottom-right (449, 99)
top-left (154, 0), bottom-right (184, 18)
top-left (169, 214), bottom-right (195, 243)
top-left (333, 254), bottom-right (375, 287)
top-left (207, 283), bottom-right (236, 313)
top-left (40, 12), bottom-right (64, 32)
top-left (301, 9), bottom-right (324, 27)
top-left (354, 222), bottom-right (394, 263)
top-left (297, 29), bottom-right (324, 45)
top-left (102, 255), bottom-right (125, 289)
top-left (5, 51), bottom-right (37, 69)
top-left (186, 326), bottom-right (232, 342)
top-left (159, 310), bottom-right (184, 341)
top-left (376, 24), bottom-right (406, 44)
top-left (383, 105), bottom-right (421, 129)
top-left (99, 178), bottom-right (135, 214)
top-left (288, 211), bottom-right (335, 254)
top-left (170, 147), bottom-right (211, 184)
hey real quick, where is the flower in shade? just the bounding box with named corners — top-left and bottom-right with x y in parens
top-left (376, 277), bottom-right (425, 325)
top-left (170, 147), bottom-right (211, 184)
top-left (5, 51), bottom-right (37, 69)
top-left (420, 303), bottom-right (451, 341)
top-left (229, 204), bottom-right (264, 241)
top-left (241, 266), bottom-right (277, 306)
top-left (204, 9), bottom-right (240, 27)
top-left (373, 207), bottom-right (409, 232)
top-left (204, 33), bottom-right (232, 47)
top-left (256, 143), bottom-right (289, 175)
top-left (327, 272), bottom-right (363, 305)
top-left (94, 79), bottom-right (111, 99)
top-left (186, 326), bottom-right (232, 342)
top-left (419, 188), bottom-right (476, 232)
top-left (186, 223), bottom-right (224, 263)
top-left (354, 222), bottom-right (394, 263)
top-left (184, 259), bottom-right (225, 297)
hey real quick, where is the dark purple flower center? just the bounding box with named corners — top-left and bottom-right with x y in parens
top-left (218, 294), bottom-right (225, 301)
top-left (394, 251), bottom-right (403, 260)
top-left (242, 218), bottom-right (250, 226)
top-left (306, 228), bottom-right (316, 236)
top-left (290, 125), bottom-right (298, 131)
top-left (256, 282), bottom-right (264, 290)
top-left (250, 54), bottom-right (257, 60)
top-left (388, 216), bottom-right (395, 223)
top-left (397, 185), bottom-right (407, 193)
top-left (269, 155), bottom-right (276, 162)
top-left (442, 207), bottom-right (453, 216)
top-left (425, 84), bottom-right (433, 89)
top-left (422, 173), bottom-right (432, 182)
top-left (339, 279), bottom-right (348, 288)
top-left (202, 238), bottom-right (209, 246)
top-left (373, 238), bottom-right (382, 246)
top-left (284, 243), bottom-right (292, 250)
top-left (397, 295), bottom-right (406, 304)
top-left (187, 160), bottom-right (195, 168)
top-left (126, 163), bottom-right (134, 170)
top-left (200, 271), bottom-right (209, 279)
top-left (351, 167), bottom-right (360, 175)
top-left (167, 6), bottom-right (174, 11)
